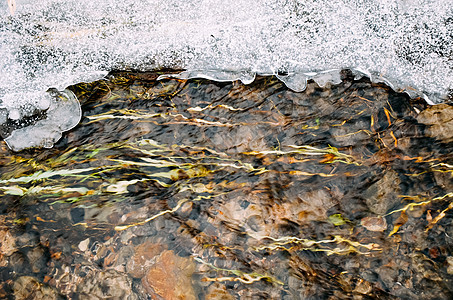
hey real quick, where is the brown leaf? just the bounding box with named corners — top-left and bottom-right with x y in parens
top-left (389, 211), bottom-right (408, 236)
top-left (425, 202), bottom-right (453, 232)
top-left (426, 210), bottom-right (432, 223)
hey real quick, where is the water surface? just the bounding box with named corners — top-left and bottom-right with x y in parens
top-left (0, 71), bottom-right (452, 299)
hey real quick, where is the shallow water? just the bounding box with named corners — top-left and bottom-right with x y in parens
top-left (0, 71), bottom-right (452, 299)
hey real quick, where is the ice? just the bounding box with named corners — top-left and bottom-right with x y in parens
top-left (0, 108), bottom-right (7, 124)
top-left (0, 0), bottom-right (452, 150)
top-left (276, 73), bottom-right (309, 92)
top-left (276, 69), bottom-right (343, 91)
top-left (158, 70), bottom-right (257, 85)
top-left (3, 89), bottom-right (81, 151)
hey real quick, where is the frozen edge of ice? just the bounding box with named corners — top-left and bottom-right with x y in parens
top-left (158, 68), bottom-right (434, 105)
top-left (1, 67), bottom-right (436, 152)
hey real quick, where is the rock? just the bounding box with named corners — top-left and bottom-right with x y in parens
top-left (360, 216), bottom-right (387, 232)
top-left (362, 171), bottom-right (401, 215)
top-left (353, 279), bottom-right (372, 295)
top-left (446, 257), bottom-right (453, 275)
top-left (77, 269), bottom-right (138, 300)
top-left (15, 231), bottom-right (40, 248)
top-left (104, 245), bottom-right (135, 273)
top-left (416, 104), bottom-right (453, 142)
top-left (26, 245), bottom-right (49, 273)
top-left (0, 229), bottom-right (16, 256)
top-left (8, 251), bottom-right (30, 274)
top-left (13, 276), bottom-right (61, 300)
top-left (126, 241), bottom-right (166, 279)
top-left (205, 283), bottom-right (235, 300)
top-left (142, 250), bottom-right (196, 300)
top-left (0, 229), bottom-right (17, 268)
top-left (78, 238), bottom-right (90, 252)
top-left (410, 253), bottom-right (442, 282)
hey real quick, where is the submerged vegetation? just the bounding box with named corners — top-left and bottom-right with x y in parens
top-left (0, 70), bottom-right (452, 299)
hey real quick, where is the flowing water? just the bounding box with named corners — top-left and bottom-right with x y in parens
top-left (1, 0), bottom-right (453, 299)
top-left (0, 70), bottom-right (452, 299)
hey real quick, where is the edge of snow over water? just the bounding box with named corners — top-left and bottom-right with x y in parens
top-left (0, 0), bottom-right (451, 150)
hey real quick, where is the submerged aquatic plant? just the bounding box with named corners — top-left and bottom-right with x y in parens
top-left (253, 235), bottom-right (381, 255)
top-left (386, 193), bottom-right (453, 236)
top-left (194, 257), bottom-right (284, 285)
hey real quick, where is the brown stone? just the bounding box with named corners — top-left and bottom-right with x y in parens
top-left (417, 104), bottom-right (453, 142)
top-left (360, 216), bottom-right (387, 232)
top-left (126, 241), bottom-right (166, 279)
top-left (205, 283), bottom-right (235, 300)
top-left (362, 171), bottom-right (400, 215)
top-left (353, 279), bottom-right (372, 295)
top-left (0, 229), bottom-right (16, 257)
top-left (142, 250), bottom-right (196, 300)
top-left (13, 276), bottom-right (60, 300)
top-left (77, 269), bottom-right (138, 300)
top-left (446, 257), bottom-right (453, 275)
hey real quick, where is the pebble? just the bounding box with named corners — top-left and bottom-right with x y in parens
top-left (78, 238), bottom-right (90, 252)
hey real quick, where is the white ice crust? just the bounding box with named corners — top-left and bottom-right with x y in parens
top-left (0, 0), bottom-right (452, 150)
top-left (4, 89), bottom-right (81, 151)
